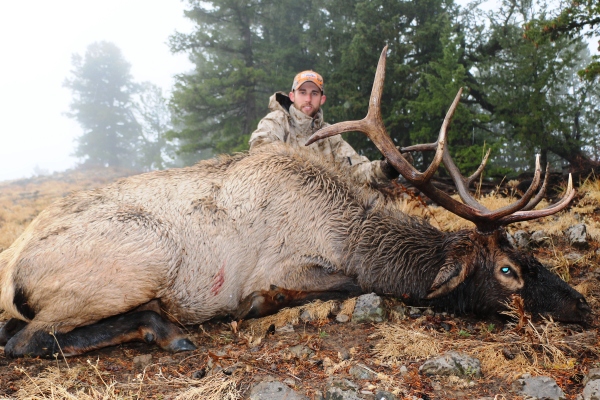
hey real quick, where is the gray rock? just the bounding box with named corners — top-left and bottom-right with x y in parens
top-left (507, 233), bottom-right (516, 247)
top-left (324, 379), bottom-right (362, 400)
top-left (512, 374), bottom-right (565, 400)
top-left (352, 293), bottom-right (386, 323)
top-left (375, 391), bottom-right (398, 400)
top-left (565, 252), bottom-right (584, 262)
top-left (300, 309), bottom-right (314, 321)
top-left (338, 347), bottom-right (351, 360)
top-left (408, 307), bottom-right (422, 318)
top-left (531, 230), bottom-right (550, 246)
top-left (567, 223), bottom-right (589, 248)
top-left (581, 369), bottom-right (600, 400)
top-left (583, 368), bottom-right (600, 386)
top-left (419, 352), bottom-right (482, 378)
top-left (349, 364), bottom-right (376, 380)
top-left (513, 230), bottom-right (530, 249)
top-left (132, 354), bottom-right (152, 369)
top-left (583, 380), bottom-right (600, 400)
top-left (399, 365), bottom-right (408, 374)
top-left (288, 344), bottom-right (314, 359)
top-left (336, 314), bottom-right (350, 323)
top-left (276, 323), bottom-right (295, 333)
top-left (249, 381), bottom-right (309, 400)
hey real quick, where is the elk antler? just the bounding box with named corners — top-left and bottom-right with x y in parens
top-left (306, 46), bottom-right (575, 233)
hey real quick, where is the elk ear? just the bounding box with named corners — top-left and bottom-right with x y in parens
top-left (425, 259), bottom-right (472, 299)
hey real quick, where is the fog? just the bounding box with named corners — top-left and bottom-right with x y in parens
top-left (0, 1), bottom-right (194, 182)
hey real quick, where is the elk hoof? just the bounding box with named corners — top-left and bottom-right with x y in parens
top-left (163, 338), bottom-right (196, 353)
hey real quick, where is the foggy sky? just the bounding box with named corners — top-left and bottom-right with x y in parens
top-left (0, 1), bottom-right (194, 182)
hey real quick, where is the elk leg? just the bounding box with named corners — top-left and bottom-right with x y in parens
top-left (0, 318), bottom-right (28, 345)
top-left (3, 310), bottom-right (196, 358)
top-left (235, 282), bottom-right (362, 320)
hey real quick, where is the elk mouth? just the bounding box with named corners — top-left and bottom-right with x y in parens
top-left (534, 295), bottom-right (593, 325)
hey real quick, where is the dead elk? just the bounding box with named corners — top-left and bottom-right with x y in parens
top-left (0, 49), bottom-right (590, 358)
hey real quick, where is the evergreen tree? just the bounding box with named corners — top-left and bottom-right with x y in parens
top-left (64, 41), bottom-right (142, 168)
top-left (133, 82), bottom-right (175, 170)
top-left (319, 0), bottom-right (461, 161)
top-left (463, 0), bottom-right (600, 171)
top-left (524, 0), bottom-right (599, 80)
top-left (168, 0), bottom-right (329, 159)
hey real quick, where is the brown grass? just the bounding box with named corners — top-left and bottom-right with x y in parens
top-left (0, 167), bottom-right (136, 251)
top-left (14, 359), bottom-right (242, 400)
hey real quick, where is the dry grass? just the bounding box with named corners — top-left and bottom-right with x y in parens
top-left (370, 322), bottom-right (443, 363)
top-left (370, 295), bottom-right (597, 381)
top-left (0, 167), bottom-right (136, 251)
top-left (14, 359), bottom-right (242, 400)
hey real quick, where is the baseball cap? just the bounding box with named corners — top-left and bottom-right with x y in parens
top-left (292, 70), bottom-right (324, 93)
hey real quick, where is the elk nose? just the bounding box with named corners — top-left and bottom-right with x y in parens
top-left (577, 297), bottom-right (592, 314)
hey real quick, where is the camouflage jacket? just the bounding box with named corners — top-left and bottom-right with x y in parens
top-left (249, 92), bottom-right (388, 184)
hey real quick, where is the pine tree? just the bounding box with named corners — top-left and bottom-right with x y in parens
top-left (64, 42), bottom-right (142, 168)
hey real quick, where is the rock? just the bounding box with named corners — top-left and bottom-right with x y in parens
top-left (512, 374), bottom-right (565, 400)
top-left (352, 293), bottom-right (386, 323)
top-left (323, 379), bottom-right (362, 400)
top-left (507, 233), bottom-right (516, 247)
top-left (336, 314), bottom-right (350, 323)
top-left (300, 309), bottom-right (314, 321)
top-left (288, 344), bottom-right (314, 359)
top-left (399, 365), bottom-right (408, 374)
top-left (422, 308), bottom-right (434, 316)
top-left (349, 364), bottom-right (376, 380)
top-left (276, 323), bottom-right (295, 333)
top-left (192, 368), bottom-right (206, 379)
top-left (132, 354), bottom-right (152, 369)
top-left (375, 391), bottom-right (398, 400)
top-left (419, 352), bottom-right (482, 378)
top-left (583, 368), bottom-right (600, 386)
top-left (249, 381), bottom-right (309, 400)
top-left (513, 230), bottom-right (530, 249)
top-left (408, 307), bottom-right (422, 318)
top-left (530, 230), bottom-right (549, 246)
top-left (338, 347), bottom-right (351, 361)
top-left (581, 369), bottom-right (600, 400)
top-left (583, 380), bottom-right (600, 400)
top-left (565, 252), bottom-right (584, 262)
top-left (283, 378), bottom-right (296, 386)
top-left (392, 304), bottom-right (406, 319)
top-left (567, 223), bottom-right (589, 248)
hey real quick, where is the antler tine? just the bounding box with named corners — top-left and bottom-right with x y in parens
top-left (472, 154), bottom-right (544, 221)
top-left (499, 174), bottom-right (575, 225)
top-left (307, 46), bottom-right (576, 232)
top-left (305, 46), bottom-right (434, 183)
top-left (521, 163), bottom-right (550, 211)
top-left (466, 148), bottom-right (491, 187)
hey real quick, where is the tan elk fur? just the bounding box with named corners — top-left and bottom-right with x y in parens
top-left (0, 144), bottom-right (382, 333)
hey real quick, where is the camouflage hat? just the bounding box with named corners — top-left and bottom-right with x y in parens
top-left (291, 70), bottom-right (324, 93)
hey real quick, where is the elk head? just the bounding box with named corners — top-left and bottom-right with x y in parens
top-left (306, 46), bottom-right (591, 323)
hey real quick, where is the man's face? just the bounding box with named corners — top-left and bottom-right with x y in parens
top-left (289, 81), bottom-right (326, 117)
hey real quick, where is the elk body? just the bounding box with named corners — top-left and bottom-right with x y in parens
top-left (0, 48), bottom-right (591, 358)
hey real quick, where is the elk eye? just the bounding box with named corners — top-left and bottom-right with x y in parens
top-left (501, 266), bottom-right (512, 275)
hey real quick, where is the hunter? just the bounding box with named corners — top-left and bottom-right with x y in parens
top-left (248, 70), bottom-right (400, 184)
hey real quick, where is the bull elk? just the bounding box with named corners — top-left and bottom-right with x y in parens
top-left (0, 48), bottom-right (590, 358)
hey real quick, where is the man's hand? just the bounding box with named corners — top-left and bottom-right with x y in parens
top-left (380, 152), bottom-right (413, 180)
